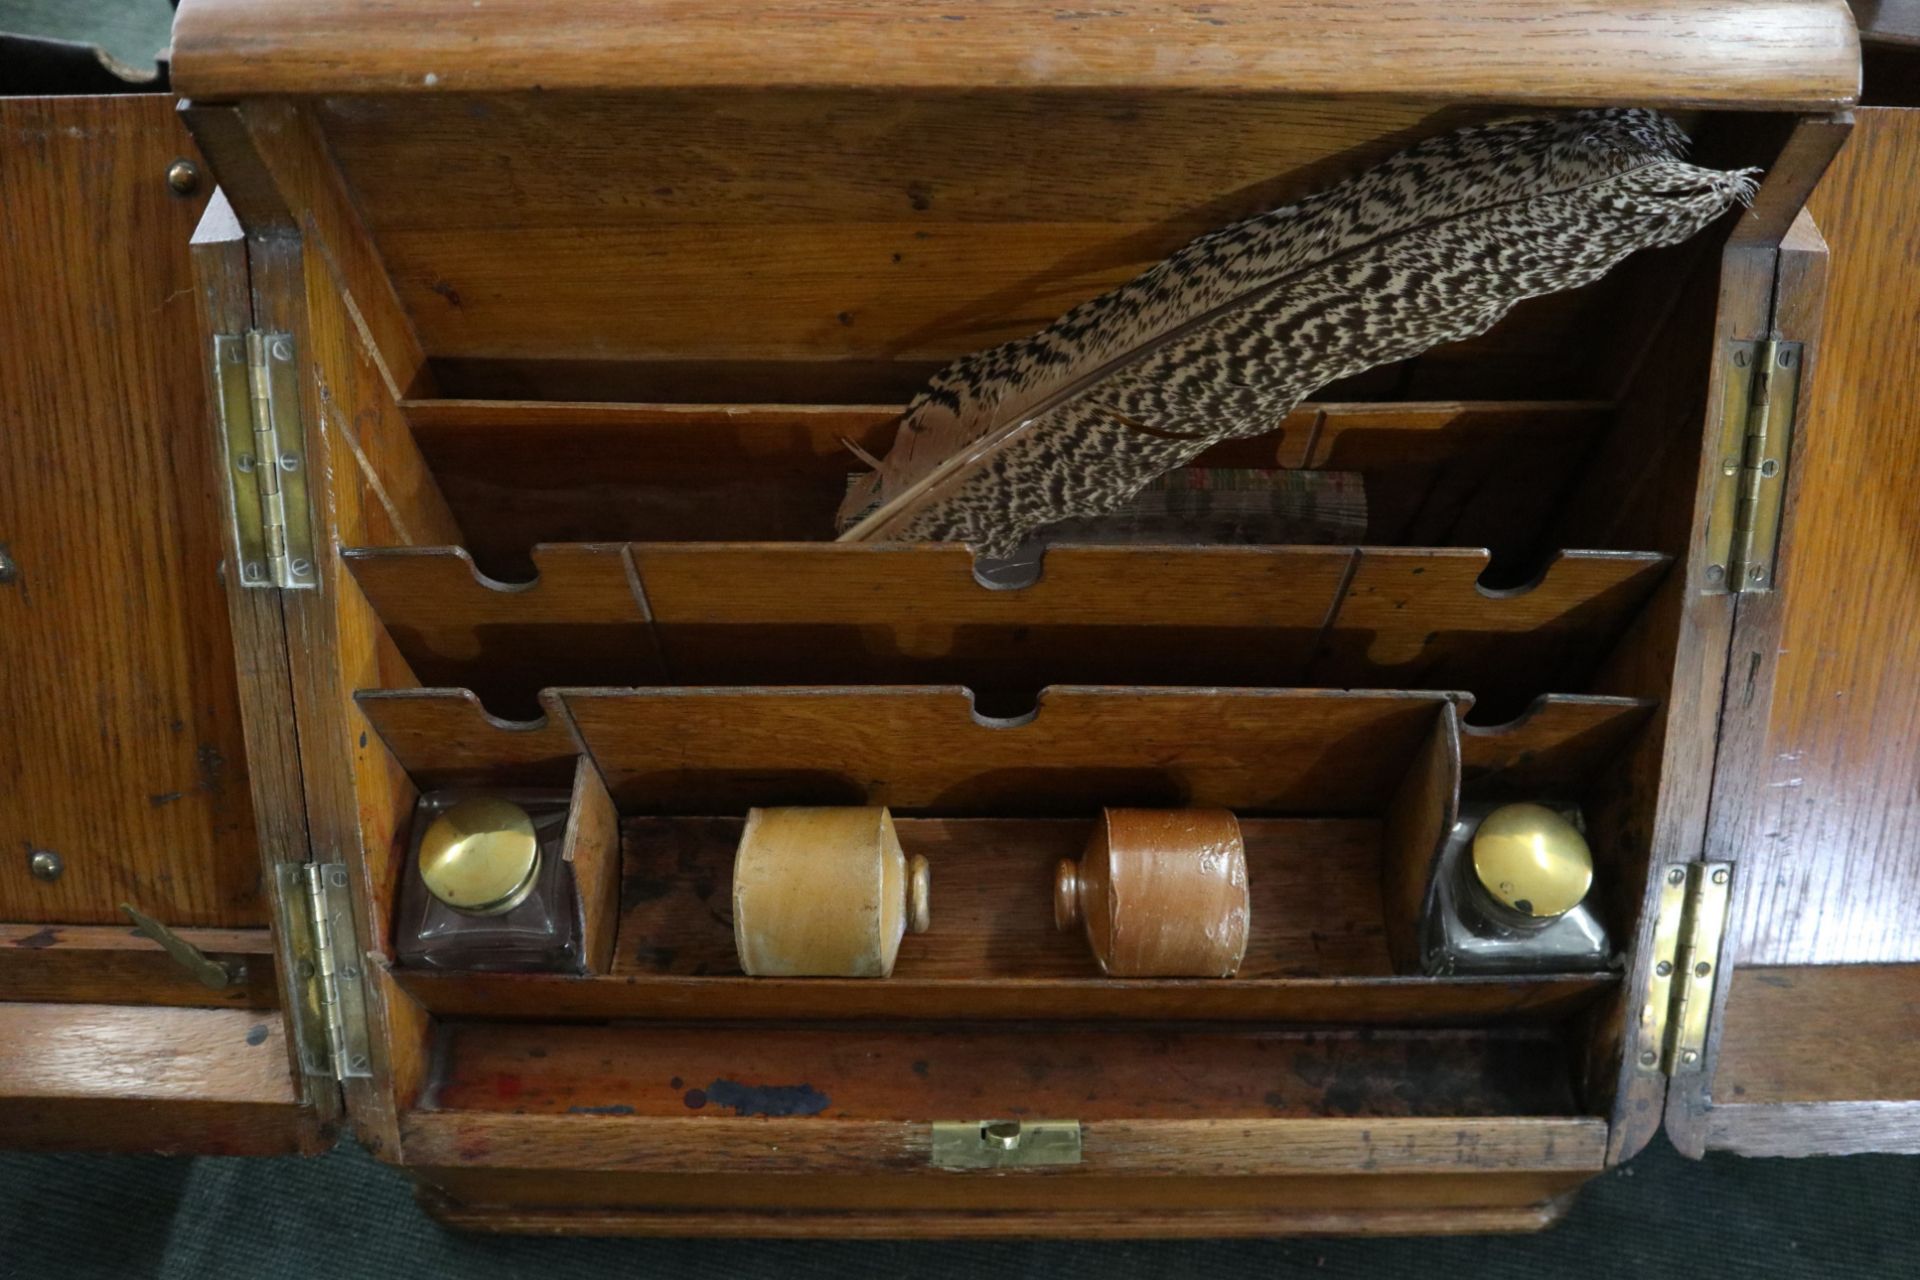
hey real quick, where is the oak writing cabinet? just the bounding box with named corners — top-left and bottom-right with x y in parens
top-left (3, 0), bottom-right (1916, 1236)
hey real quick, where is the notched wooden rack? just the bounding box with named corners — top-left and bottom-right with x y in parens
top-left (345, 540), bottom-right (1669, 724)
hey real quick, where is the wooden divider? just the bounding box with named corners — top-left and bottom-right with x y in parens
top-left (556, 687), bottom-right (1446, 817)
top-left (348, 544), bottom-right (662, 719)
top-left (1460, 694), bottom-right (1657, 795)
top-left (346, 542), bottom-right (1667, 718)
top-left (357, 686), bottom-right (1655, 803)
top-left (1306, 549), bottom-right (1667, 723)
top-left (356, 688), bottom-right (579, 789)
top-left (560, 757), bottom-right (621, 976)
top-left (398, 399), bottom-right (1610, 566)
top-left (1381, 703), bottom-right (1462, 972)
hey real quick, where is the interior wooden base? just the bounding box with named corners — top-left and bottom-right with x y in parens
top-left (411, 1167), bottom-right (1588, 1238)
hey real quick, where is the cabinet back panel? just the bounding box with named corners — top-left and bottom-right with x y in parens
top-left (316, 91), bottom-right (1688, 397)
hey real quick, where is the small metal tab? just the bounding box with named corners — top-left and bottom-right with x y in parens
top-left (1667, 862), bottom-right (1732, 1074)
top-left (930, 1120), bottom-right (1082, 1170)
top-left (122, 903), bottom-right (246, 991)
top-left (277, 862), bottom-right (373, 1081)
top-left (1704, 339), bottom-right (1801, 594)
top-left (214, 331), bottom-right (317, 591)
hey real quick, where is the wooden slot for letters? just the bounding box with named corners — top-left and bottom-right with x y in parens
top-left (346, 543), bottom-right (1667, 721)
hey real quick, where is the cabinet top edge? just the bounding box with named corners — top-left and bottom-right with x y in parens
top-left (170, 0), bottom-right (1860, 110)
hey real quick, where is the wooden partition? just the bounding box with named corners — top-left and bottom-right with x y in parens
top-left (346, 543), bottom-right (1668, 720)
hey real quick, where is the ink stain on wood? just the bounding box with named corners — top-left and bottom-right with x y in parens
top-left (689, 1079), bottom-right (831, 1117)
top-left (245, 1023), bottom-right (269, 1046)
top-left (567, 1103), bottom-right (636, 1115)
top-left (13, 928), bottom-right (60, 949)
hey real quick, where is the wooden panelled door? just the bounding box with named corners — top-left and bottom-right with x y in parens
top-left (1669, 105), bottom-right (1920, 1158)
top-left (0, 94), bottom-right (316, 1154)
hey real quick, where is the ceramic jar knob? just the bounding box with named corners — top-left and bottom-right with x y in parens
top-left (732, 806), bottom-right (931, 977)
top-left (1054, 808), bottom-right (1250, 978)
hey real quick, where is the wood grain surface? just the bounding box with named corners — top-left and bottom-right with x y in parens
top-left (343, 543), bottom-right (1665, 722)
top-left (403, 1110), bottom-right (1607, 1179)
top-left (562, 757), bottom-right (622, 975)
top-left (170, 0), bottom-right (1859, 105)
top-left (559, 687), bottom-right (1451, 816)
top-left (391, 966), bottom-right (1613, 1026)
top-left (1711, 964), bottom-right (1920, 1105)
top-left (411, 1165), bottom-right (1586, 1237)
top-left (0, 97), bottom-right (263, 927)
top-left (263, 84), bottom-right (1711, 388)
top-left (1381, 707), bottom-right (1461, 972)
top-left (425, 1019), bottom-right (1590, 1121)
top-left (0, 1002), bottom-right (314, 1155)
top-left (1714, 109), bottom-right (1920, 967)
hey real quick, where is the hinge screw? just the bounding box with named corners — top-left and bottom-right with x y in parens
top-left (1639, 1050), bottom-right (1658, 1068)
top-left (279, 452), bottom-right (301, 473)
top-left (166, 159), bottom-right (200, 196)
top-left (1655, 960), bottom-right (1673, 977)
top-left (28, 849), bottom-right (63, 882)
top-left (1681, 1049), bottom-right (1700, 1066)
top-left (1705, 564), bottom-right (1726, 585)
top-left (235, 453), bottom-right (256, 473)
top-left (1748, 566), bottom-right (1767, 584)
top-left (1733, 349), bottom-right (1749, 367)
top-left (1711, 868), bottom-right (1729, 886)
top-left (1667, 868), bottom-right (1686, 886)
top-left (270, 338), bottom-right (294, 362)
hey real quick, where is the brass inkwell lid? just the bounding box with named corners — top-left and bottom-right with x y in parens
top-left (1470, 802), bottom-right (1593, 920)
top-left (417, 796), bottom-right (540, 916)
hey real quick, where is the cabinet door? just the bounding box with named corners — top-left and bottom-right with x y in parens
top-left (0, 94), bottom-right (316, 1154)
top-left (1666, 107), bottom-right (1920, 1158)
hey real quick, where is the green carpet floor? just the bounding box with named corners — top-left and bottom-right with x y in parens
top-left (2, 1134), bottom-right (1916, 1277)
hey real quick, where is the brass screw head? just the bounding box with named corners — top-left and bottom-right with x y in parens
top-left (28, 849), bottom-right (63, 882)
top-left (166, 159), bottom-right (200, 196)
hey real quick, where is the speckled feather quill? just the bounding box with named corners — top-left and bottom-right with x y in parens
top-left (836, 109), bottom-right (1757, 556)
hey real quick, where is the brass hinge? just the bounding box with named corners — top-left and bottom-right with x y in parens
top-left (1703, 339), bottom-right (1802, 594)
top-left (213, 331), bottom-right (317, 591)
top-left (1635, 862), bottom-right (1733, 1077)
top-left (275, 862), bottom-right (373, 1082)
top-left (930, 1120), bottom-right (1083, 1170)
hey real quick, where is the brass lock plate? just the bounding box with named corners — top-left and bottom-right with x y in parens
top-left (930, 1119), bottom-right (1083, 1170)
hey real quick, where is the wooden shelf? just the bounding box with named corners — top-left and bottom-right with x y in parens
top-left (346, 541), bottom-right (1667, 721)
